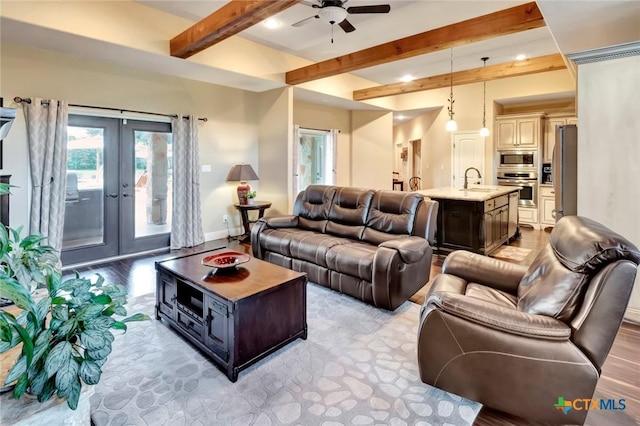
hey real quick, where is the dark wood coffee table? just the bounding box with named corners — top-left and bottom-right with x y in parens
top-left (155, 250), bottom-right (307, 382)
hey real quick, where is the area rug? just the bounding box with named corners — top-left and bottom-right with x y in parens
top-left (91, 284), bottom-right (481, 425)
top-left (490, 245), bottom-right (532, 263)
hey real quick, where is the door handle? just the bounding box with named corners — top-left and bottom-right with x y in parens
top-left (106, 193), bottom-right (118, 198)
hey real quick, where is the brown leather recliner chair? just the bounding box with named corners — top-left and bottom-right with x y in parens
top-left (417, 216), bottom-right (640, 425)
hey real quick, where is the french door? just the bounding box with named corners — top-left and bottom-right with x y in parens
top-left (61, 115), bottom-right (172, 265)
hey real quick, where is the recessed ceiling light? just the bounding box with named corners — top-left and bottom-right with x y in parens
top-left (399, 75), bottom-right (414, 83)
top-left (263, 18), bottom-right (281, 29)
top-left (516, 54), bottom-right (527, 61)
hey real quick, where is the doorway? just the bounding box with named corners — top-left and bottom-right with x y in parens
top-left (61, 115), bottom-right (172, 265)
top-left (451, 131), bottom-right (485, 188)
top-left (292, 127), bottom-right (337, 200)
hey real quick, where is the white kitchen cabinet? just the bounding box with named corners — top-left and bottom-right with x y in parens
top-left (543, 115), bottom-right (577, 163)
top-left (496, 114), bottom-right (543, 150)
top-left (539, 185), bottom-right (556, 226)
top-left (519, 207), bottom-right (538, 227)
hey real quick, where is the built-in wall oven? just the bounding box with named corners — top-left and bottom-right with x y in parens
top-left (498, 150), bottom-right (537, 169)
top-left (497, 170), bottom-right (538, 208)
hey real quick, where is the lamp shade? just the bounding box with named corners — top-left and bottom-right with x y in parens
top-left (226, 164), bottom-right (259, 183)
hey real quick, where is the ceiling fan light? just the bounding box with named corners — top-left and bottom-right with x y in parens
top-left (318, 6), bottom-right (348, 24)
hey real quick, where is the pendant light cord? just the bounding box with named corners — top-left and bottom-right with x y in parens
top-left (482, 57), bottom-right (488, 128)
top-left (448, 49), bottom-right (455, 120)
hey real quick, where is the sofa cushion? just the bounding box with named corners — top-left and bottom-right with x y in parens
top-left (551, 216), bottom-right (640, 273)
top-left (326, 187), bottom-right (375, 240)
top-left (326, 242), bottom-right (377, 282)
top-left (465, 283), bottom-right (517, 310)
top-left (362, 191), bottom-right (423, 245)
top-left (289, 232), bottom-right (353, 267)
top-left (259, 228), bottom-right (313, 258)
top-left (293, 185), bottom-right (336, 233)
top-left (517, 245), bottom-right (588, 322)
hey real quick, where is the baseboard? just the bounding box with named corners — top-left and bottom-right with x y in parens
top-left (204, 227), bottom-right (243, 242)
top-left (624, 307), bottom-right (640, 324)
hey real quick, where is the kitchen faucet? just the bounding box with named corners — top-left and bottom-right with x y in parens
top-left (464, 167), bottom-right (482, 189)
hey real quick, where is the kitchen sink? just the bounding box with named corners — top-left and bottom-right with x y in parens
top-left (460, 188), bottom-right (496, 193)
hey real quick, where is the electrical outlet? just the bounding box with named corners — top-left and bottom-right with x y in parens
top-left (222, 215), bottom-right (228, 223)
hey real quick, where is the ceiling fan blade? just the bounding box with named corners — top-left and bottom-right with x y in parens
top-left (347, 5), bottom-right (391, 14)
top-left (338, 19), bottom-right (356, 33)
top-left (292, 15), bottom-right (319, 27)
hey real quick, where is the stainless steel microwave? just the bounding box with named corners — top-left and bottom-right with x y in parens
top-left (498, 150), bottom-right (537, 169)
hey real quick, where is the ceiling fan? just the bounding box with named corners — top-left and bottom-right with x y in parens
top-left (292, 0), bottom-right (391, 41)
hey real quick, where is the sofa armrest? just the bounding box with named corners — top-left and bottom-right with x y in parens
top-left (260, 215), bottom-right (299, 228)
top-left (426, 292), bottom-right (571, 340)
top-left (442, 250), bottom-right (528, 294)
top-left (379, 237), bottom-right (431, 263)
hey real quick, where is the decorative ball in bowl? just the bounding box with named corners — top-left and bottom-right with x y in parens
top-left (201, 251), bottom-right (250, 270)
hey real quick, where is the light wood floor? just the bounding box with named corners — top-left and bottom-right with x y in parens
top-left (64, 229), bottom-right (640, 425)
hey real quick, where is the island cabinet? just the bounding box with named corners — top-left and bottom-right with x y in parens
top-left (418, 187), bottom-right (518, 256)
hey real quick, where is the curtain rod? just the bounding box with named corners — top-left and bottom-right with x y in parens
top-left (13, 97), bottom-right (207, 122)
top-left (300, 127), bottom-right (341, 133)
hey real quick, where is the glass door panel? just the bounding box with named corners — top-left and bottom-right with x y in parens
top-left (61, 116), bottom-right (119, 265)
top-left (133, 130), bottom-right (172, 238)
top-left (120, 120), bottom-right (172, 255)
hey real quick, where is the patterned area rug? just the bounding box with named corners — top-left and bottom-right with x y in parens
top-left (91, 284), bottom-right (481, 425)
top-left (490, 246), bottom-right (532, 263)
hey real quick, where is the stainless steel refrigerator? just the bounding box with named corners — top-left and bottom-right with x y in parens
top-left (552, 124), bottom-right (578, 221)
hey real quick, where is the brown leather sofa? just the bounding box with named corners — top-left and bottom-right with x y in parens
top-left (251, 185), bottom-right (438, 310)
top-left (418, 216), bottom-right (640, 425)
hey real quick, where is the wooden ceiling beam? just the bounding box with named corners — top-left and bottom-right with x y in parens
top-left (171, 0), bottom-right (301, 59)
top-left (286, 2), bottom-right (545, 85)
top-left (352, 54), bottom-right (567, 101)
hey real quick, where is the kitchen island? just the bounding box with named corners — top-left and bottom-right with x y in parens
top-left (415, 186), bottom-right (520, 255)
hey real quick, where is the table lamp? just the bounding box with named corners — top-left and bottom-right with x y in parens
top-left (226, 164), bottom-right (259, 205)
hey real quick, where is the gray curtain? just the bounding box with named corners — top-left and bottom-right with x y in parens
top-left (170, 116), bottom-right (204, 249)
top-left (24, 98), bottom-right (69, 253)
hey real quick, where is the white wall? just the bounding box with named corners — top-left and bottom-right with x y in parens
top-left (576, 54), bottom-right (640, 322)
top-left (0, 43), bottom-right (260, 240)
top-left (351, 111), bottom-right (394, 190)
top-left (293, 101), bottom-right (352, 187)
top-left (258, 87), bottom-right (293, 215)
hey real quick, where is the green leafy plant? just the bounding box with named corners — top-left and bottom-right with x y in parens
top-left (0, 183), bottom-right (149, 409)
top-left (1, 226), bottom-right (58, 293)
top-left (0, 270), bottom-right (149, 409)
top-left (246, 190), bottom-right (257, 199)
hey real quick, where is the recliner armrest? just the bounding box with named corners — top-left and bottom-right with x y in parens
top-left (260, 215), bottom-right (299, 228)
top-left (442, 250), bottom-right (527, 294)
top-left (379, 237), bottom-right (431, 263)
top-left (425, 292), bottom-right (571, 340)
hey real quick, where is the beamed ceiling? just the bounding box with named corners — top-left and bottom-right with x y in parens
top-left (165, 1), bottom-right (566, 102)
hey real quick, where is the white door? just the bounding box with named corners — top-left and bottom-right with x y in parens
top-left (452, 131), bottom-right (485, 188)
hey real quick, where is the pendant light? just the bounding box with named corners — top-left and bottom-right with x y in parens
top-left (479, 57), bottom-right (490, 137)
top-left (445, 48), bottom-right (457, 132)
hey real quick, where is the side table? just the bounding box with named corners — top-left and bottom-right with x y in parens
top-left (233, 201), bottom-right (272, 243)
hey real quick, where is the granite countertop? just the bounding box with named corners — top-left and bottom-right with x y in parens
top-left (415, 185), bottom-right (519, 201)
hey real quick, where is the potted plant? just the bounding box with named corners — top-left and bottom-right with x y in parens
top-left (0, 184), bottom-right (149, 410)
top-left (246, 190), bottom-right (257, 205)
